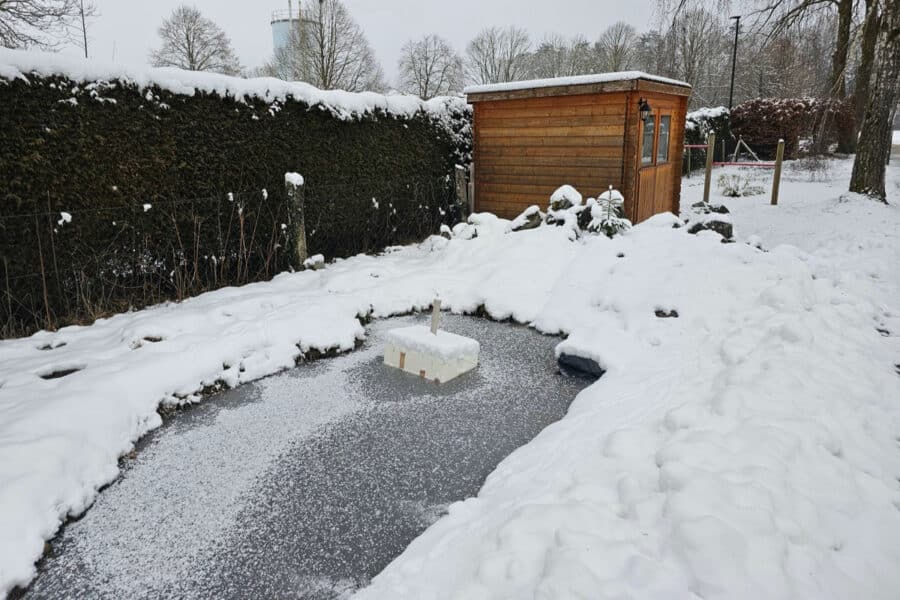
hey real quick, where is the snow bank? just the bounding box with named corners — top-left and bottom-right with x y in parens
top-left (465, 71), bottom-right (690, 95)
top-left (0, 48), bottom-right (466, 121)
top-left (2, 159), bottom-right (900, 599)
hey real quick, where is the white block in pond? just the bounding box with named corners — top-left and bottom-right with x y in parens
top-left (384, 325), bottom-right (479, 383)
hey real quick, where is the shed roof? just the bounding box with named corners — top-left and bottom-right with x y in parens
top-left (465, 71), bottom-right (692, 103)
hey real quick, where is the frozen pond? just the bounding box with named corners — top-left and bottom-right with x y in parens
top-left (19, 314), bottom-right (591, 599)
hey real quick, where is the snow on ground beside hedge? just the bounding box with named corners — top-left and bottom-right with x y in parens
top-left (2, 159), bottom-right (900, 598)
top-left (0, 48), bottom-right (466, 121)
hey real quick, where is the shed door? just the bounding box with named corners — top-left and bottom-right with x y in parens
top-left (636, 110), bottom-right (675, 222)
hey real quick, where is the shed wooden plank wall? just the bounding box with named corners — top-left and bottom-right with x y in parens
top-left (474, 93), bottom-right (627, 218)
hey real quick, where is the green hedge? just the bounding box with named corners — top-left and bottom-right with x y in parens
top-left (0, 74), bottom-right (471, 336)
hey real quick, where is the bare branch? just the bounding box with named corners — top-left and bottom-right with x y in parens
top-left (149, 5), bottom-right (241, 76)
top-left (0, 0), bottom-right (95, 49)
top-left (398, 34), bottom-right (462, 99)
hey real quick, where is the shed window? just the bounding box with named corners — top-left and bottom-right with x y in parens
top-left (657, 116), bottom-right (671, 163)
top-left (641, 118), bottom-right (655, 166)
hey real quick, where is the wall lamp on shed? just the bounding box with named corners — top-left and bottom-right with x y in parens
top-left (638, 98), bottom-right (652, 122)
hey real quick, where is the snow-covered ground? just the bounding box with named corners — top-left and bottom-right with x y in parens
top-left (2, 158), bottom-right (899, 599)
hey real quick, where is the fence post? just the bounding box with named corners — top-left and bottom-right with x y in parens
top-left (703, 132), bottom-right (716, 204)
top-left (771, 139), bottom-right (785, 206)
top-left (285, 173), bottom-right (307, 267)
top-left (454, 165), bottom-right (467, 210)
top-left (467, 164), bottom-right (475, 215)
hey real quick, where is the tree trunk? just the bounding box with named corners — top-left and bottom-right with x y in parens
top-left (855, 0), bottom-right (882, 131)
top-left (832, 0), bottom-right (855, 152)
top-left (850, 2), bottom-right (900, 201)
top-left (831, 0), bottom-right (852, 98)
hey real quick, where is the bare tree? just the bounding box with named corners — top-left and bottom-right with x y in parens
top-left (397, 34), bottom-right (462, 99)
top-left (465, 26), bottom-right (531, 84)
top-left (528, 34), bottom-right (593, 79)
top-left (268, 0), bottom-right (384, 92)
top-left (0, 0), bottom-right (95, 49)
top-left (594, 22), bottom-right (638, 72)
top-left (150, 5), bottom-right (241, 75)
top-left (850, 0), bottom-right (900, 200)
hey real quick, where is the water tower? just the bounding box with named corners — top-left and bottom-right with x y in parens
top-left (271, 1), bottom-right (300, 54)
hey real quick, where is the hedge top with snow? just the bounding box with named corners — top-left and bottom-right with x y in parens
top-left (0, 47), bottom-right (466, 120)
top-left (464, 71), bottom-right (691, 96)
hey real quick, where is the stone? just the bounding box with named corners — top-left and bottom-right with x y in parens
top-left (549, 185), bottom-right (583, 211)
top-left (557, 352), bottom-right (605, 379)
top-left (508, 206), bottom-right (543, 232)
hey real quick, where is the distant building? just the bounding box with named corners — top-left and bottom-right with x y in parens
top-left (270, 2), bottom-right (318, 55)
top-left (271, 8), bottom-right (298, 54)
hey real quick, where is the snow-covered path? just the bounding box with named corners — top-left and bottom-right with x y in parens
top-left (20, 315), bottom-right (588, 599)
top-left (2, 158), bottom-right (900, 599)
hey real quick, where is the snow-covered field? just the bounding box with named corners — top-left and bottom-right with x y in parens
top-left (1, 158), bottom-right (899, 599)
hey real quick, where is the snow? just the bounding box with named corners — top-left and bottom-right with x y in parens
top-left (56, 212), bottom-right (72, 226)
top-left (284, 172), bottom-right (305, 188)
top-left (550, 184), bottom-right (583, 207)
top-left (384, 325), bottom-right (480, 360)
top-left (465, 71), bottom-right (691, 95)
top-left (0, 48), bottom-right (467, 122)
top-left (893, 130), bottom-right (899, 146)
top-left (303, 254), bottom-right (325, 270)
top-left (506, 205), bottom-right (542, 232)
top-left (598, 187), bottom-right (625, 203)
top-left (685, 106), bottom-right (729, 131)
top-left (2, 157), bottom-right (900, 599)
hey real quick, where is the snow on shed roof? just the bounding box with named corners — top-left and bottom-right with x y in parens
top-left (0, 48), bottom-right (463, 121)
top-left (464, 71), bottom-right (691, 97)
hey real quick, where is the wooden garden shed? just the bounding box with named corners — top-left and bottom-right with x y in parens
top-left (465, 73), bottom-right (692, 223)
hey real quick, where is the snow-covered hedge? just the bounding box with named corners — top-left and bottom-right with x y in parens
top-left (730, 97), bottom-right (854, 158)
top-left (0, 49), bottom-right (472, 336)
top-left (684, 106), bottom-right (731, 173)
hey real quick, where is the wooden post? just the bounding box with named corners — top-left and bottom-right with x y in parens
top-left (430, 298), bottom-right (442, 334)
top-left (285, 173), bottom-right (308, 267)
top-left (703, 132), bottom-right (716, 204)
top-left (454, 165), bottom-right (467, 206)
top-left (771, 139), bottom-right (785, 206)
top-left (466, 164), bottom-right (475, 215)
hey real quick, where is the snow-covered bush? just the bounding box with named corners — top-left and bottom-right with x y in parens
top-left (717, 173), bottom-right (766, 197)
top-left (587, 188), bottom-right (631, 238)
top-left (730, 97), bottom-right (855, 158)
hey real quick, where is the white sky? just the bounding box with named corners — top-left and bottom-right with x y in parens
top-left (62, 0), bottom-right (657, 83)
